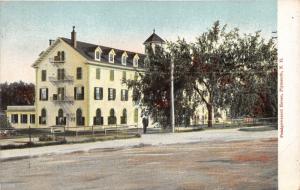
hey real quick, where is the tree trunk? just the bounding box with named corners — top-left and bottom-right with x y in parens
top-left (207, 104), bottom-right (213, 128)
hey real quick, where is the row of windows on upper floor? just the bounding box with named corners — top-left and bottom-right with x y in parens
top-left (39, 87), bottom-right (138, 102)
top-left (95, 49), bottom-right (139, 67)
top-left (38, 107), bottom-right (139, 126)
top-left (51, 50), bottom-right (139, 67)
top-left (41, 68), bottom-right (139, 82)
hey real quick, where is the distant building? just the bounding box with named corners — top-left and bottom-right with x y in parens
top-left (5, 106), bottom-right (35, 128)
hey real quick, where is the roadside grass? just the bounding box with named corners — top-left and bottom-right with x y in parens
top-left (175, 123), bottom-right (277, 133)
top-left (239, 126), bottom-right (277, 132)
top-left (0, 133), bottom-right (140, 150)
top-left (175, 128), bottom-right (204, 133)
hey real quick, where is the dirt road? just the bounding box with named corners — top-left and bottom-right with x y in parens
top-left (0, 136), bottom-right (277, 190)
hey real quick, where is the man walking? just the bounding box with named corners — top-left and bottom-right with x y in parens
top-left (142, 116), bottom-right (149, 134)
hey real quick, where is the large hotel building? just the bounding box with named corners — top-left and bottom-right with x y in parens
top-left (7, 27), bottom-right (165, 128)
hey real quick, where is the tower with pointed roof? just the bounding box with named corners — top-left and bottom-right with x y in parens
top-left (143, 29), bottom-right (165, 53)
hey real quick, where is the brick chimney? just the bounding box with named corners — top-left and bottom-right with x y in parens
top-left (71, 26), bottom-right (77, 48)
top-left (49, 39), bottom-right (55, 46)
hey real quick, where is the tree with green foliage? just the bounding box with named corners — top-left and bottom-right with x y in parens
top-left (190, 21), bottom-right (277, 127)
top-left (126, 21), bottom-right (277, 129)
top-left (0, 81), bottom-right (35, 111)
top-left (127, 43), bottom-right (196, 128)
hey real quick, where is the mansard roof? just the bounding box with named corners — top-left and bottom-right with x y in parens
top-left (61, 38), bottom-right (145, 68)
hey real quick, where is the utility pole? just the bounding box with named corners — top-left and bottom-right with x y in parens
top-left (170, 56), bottom-right (175, 133)
top-left (272, 31), bottom-right (277, 39)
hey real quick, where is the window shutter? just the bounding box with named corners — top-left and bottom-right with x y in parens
top-left (46, 88), bottom-right (48, 100)
top-left (77, 67), bottom-right (82, 79)
top-left (62, 69), bottom-right (65, 80)
top-left (94, 87), bottom-right (96, 100)
top-left (82, 87), bottom-right (84, 100)
top-left (41, 70), bottom-right (46, 81)
top-left (96, 68), bottom-right (100, 79)
top-left (39, 89), bottom-right (42, 100)
top-left (74, 87), bottom-right (77, 100)
top-left (121, 90), bottom-right (123, 101)
top-left (57, 69), bottom-right (60, 80)
top-left (110, 70), bottom-right (114, 81)
top-left (100, 88), bottom-right (103, 100)
top-left (62, 51), bottom-right (65, 61)
top-left (125, 90), bottom-right (128, 101)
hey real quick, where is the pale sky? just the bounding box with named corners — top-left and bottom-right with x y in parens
top-left (0, 1), bottom-right (277, 83)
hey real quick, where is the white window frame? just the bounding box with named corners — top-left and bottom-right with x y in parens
top-left (122, 55), bottom-right (126, 65)
top-left (11, 114), bottom-right (18, 123)
top-left (21, 114), bottom-right (28, 124)
top-left (75, 86), bottom-right (84, 100)
top-left (95, 51), bottom-right (100, 61)
top-left (133, 54), bottom-right (139, 67)
top-left (109, 54), bottom-right (114, 63)
top-left (30, 114), bottom-right (35, 124)
top-left (121, 89), bottom-right (128, 101)
top-left (95, 87), bottom-right (103, 100)
top-left (109, 49), bottom-right (115, 63)
top-left (96, 88), bottom-right (100, 99)
top-left (95, 47), bottom-right (102, 61)
top-left (108, 88), bottom-right (116, 101)
top-left (121, 52), bottom-right (128, 65)
top-left (41, 88), bottom-right (47, 100)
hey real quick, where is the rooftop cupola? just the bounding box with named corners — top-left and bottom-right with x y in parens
top-left (143, 29), bottom-right (165, 53)
top-left (71, 26), bottom-right (77, 48)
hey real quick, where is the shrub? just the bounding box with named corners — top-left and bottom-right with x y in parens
top-left (26, 141), bottom-right (34, 147)
top-left (39, 134), bottom-right (53, 141)
top-left (0, 115), bottom-right (12, 129)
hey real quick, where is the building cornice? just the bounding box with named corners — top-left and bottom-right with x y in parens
top-left (86, 60), bottom-right (145, 72)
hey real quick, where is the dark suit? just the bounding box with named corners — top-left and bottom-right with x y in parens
top-left (142, 117), bottom-right (149, 134)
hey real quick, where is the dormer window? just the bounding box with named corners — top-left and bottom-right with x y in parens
top-left (121, 52), bottom-right (128, 65)
top-left (95, 47), bottom-right (102, 61)
top-left (133, 54), bottom-right (139, 67)
top-left (96, 51), bottom-right (100, 60)
top-left (109, 54), bottom-right (114, 63)
top-left (134, 58), bottom-right (138, 66)
top-left (109, 49), bottom-right (115, 63)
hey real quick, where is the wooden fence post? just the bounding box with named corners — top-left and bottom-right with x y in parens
top-left (29, 125), bottom-right (31, 143)
top-left (92, 125), bottom-right (94, 137)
